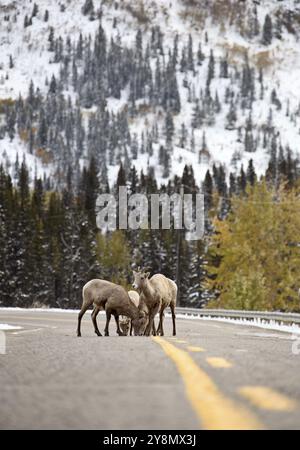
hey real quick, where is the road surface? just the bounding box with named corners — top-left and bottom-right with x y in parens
top-left (0, 309), bottom-right (300, 430)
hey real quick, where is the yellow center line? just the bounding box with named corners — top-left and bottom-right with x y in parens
top-left (173, 339), bottom-right (188, 344)
top-left (206, 357), bottom-right (233, 368)
top-left (239, 386), bottom-right (298, 412)
top-left (153, 336), bottom-right (264, 430)
top-left (186, 345), bottom-right (206, 352)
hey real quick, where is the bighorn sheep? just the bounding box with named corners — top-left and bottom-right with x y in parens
top-left (119, 290), bottom-right (140, 336)
top-left (77, 280), bottom-right (145, 337)
top-left (132, 269), bottom-right (177, 336)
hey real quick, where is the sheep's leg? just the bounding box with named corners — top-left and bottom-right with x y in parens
top-left (152, 319), bottom-right (156, 336)
top-left (130, 321), bottom-right (133, 336)
top-left (91, 307), bottom-right (102, 336)
top-left (144, 310), bottom-right (153, 336)
top-left (114, 313), bottom-right (124, 336)
top-left (157, 307), bottom-right (166, 336)
top-left (104, 310), bottom-right (112, 336)
top-left (170, 302), bottom-right (176, 336)
top-left (77, 302), bottom-right (90, 337)
top-left (145, 304), bottom-right (160, 337)
top-left (156, 312), bottom-right (162, 335)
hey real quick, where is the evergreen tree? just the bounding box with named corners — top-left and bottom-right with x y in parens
top-left (82, 0), bottom-right (94, 16)
top-left (246, 159), bottom-right (257, 186)
top-left (206, 49), bottom-right (215, 87)
top-left (48, 27), bottom-right (55, 52)
top-left (262, 14), bottom-right (273, 45)
top-left (32, 3), bottom-right (38, 18)
top-left (179, 123), bottom-right (187, 148)
top-left (187, 35), bottom-right (194, 73)
top-left (165, 111), bottom-right (174, 146)
top-left (225, 99), bottom-right (237, 130)
top-left (203, 170), bottom-right (213, 210)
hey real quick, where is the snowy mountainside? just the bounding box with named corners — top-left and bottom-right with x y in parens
top-left (1, 0), bottom-right (300, 186)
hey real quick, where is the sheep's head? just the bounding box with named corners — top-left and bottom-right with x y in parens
top-left (119, 317), bottom-right (131, 336)
top-left (132, 268), bottom-right (150, 292)
top-left (132, 310), bottom-right (148, 336)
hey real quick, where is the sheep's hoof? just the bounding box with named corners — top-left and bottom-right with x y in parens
top-left (77, 333), bottom-right (81, 337)
top-left (105, 332), bottom-right (109, 336)
top-left (95, 331), bottom-right (102, 337)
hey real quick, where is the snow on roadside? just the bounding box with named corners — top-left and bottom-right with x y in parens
top-left (0, 307), bottom-right (97, 314)
top-left (0, 323), bottom-right (22, 330)
top-left (173, 313), bottom-right (300, 336)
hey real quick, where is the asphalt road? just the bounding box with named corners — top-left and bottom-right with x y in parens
top-left (0, 309), bottom-right (300, 430)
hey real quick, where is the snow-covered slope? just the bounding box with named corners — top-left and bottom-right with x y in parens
top-left (1, 0), bottom-right (300, 184)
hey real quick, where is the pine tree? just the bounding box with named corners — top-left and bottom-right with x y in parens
top-left (246, 159), bottom-right (256, 186)
top-left (38, 108), bottom-right (48, 148)
top-left (203, 170), bottom-right (213, 210)
top-left (6, 107), bottom-right (16, 141)
top-left (179, 123), bottom-right (187, 148)
top-left (130, 134), bottom-right (139, 160)
top-left (82, 0), bottom-right (94, 16)
top-left (206, 49), bottom-right (215, 87)
top-left (49, 74), bottom-right (57, 94)
top-left (244, 114), bottom-right (255, 152)
top-left (262, 14), bottom-right (273, 45)
top-left (229, 173), bottom-right (236, 196)
top-left (24, 15), bottom-right (30, 28)
top-left (165, 111), bottom-right (174, 146)
top-left (225, 99), bottom-right (237, 130)
top-left (271, 89), bottom-right (282, 110)
top-left (197, 42), bottom-right (205, 66)
top-left (220, 54), bottom-right (228, 78)
top-left (275, 15), bottom-right (282, 40)
top-left (238, 165), bottom-right (247, 194)
top-left (48, 27), bottom-right (55, 52)
top-left (187, 35), bottom-right (194, 73)
top-left (32, 3), bottom-right (38, 18)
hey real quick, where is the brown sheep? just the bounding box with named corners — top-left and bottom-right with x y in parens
top-left (119, 290), bottom-right (140, 336)
top-left (77, 280), bottom-right (145, 337)
top-left (132, 270), bottom-right (177, 336)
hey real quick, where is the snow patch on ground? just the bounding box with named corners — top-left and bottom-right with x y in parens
top-left (0, 307), bottom-right (101, 314)
top-left (173, 313), bottom-right (300, 335)
top-left (0, 323), bottom-right (22, 330)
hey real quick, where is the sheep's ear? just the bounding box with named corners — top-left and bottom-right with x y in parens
top-left (145, 272), bottom-right (150, 278)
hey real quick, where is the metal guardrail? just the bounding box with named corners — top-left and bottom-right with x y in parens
top-left (175, 307), bottom-right (300, 325)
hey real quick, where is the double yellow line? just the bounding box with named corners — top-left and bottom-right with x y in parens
top-left (153, 336), bottom-right (263, 430)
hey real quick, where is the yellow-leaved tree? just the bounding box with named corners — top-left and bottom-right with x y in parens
top-left (96, 230), bottom-right (131, 288)
top-left (206, 182), bottom-right (300, 312)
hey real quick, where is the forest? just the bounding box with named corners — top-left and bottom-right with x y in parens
top-left (1, 150), bottom-right (300, 311)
